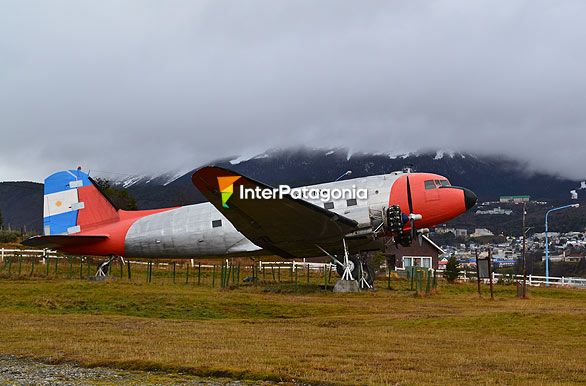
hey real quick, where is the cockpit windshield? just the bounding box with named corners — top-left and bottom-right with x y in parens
top-left (425, 179), bottom-right (451, 189)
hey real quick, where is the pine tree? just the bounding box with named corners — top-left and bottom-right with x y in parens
top-left (444, 254), bottom-right (460, 283)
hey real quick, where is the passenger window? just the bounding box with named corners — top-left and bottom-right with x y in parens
top-left (346, 198), bottom-right (357, 207)
top-left (324, 202), bottom-right (334, 210)
top-left (212, 219), bottom-right (222, 228)
top-left (424, 180), bottom-right (436, 190)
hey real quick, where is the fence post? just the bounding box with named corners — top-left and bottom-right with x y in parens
top-left (431, 269), bottom-right (437, 289)
top-left (18, 253), bottom-right (22, 277)
top-left (425, 269), bottom-right (431, 295)
top-left (185, 264), bottom-right (190, 284)
top-left (45, 257), bottom-right (50, 277)
top-left (30, 255), bottom-right (36, 277)
top-left (306, 264), bottom-right (310, 284)
top-left (173, 262), bottom-right (176, 284)
top-left (127, 261), bottom-right (131, 281)
top-left (212, 265), bottom-right (216, 287)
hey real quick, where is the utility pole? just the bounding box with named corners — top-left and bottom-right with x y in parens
top-left (475, 248), bottom-right (481, 297)
top-left (521, 201), bottom-right (527, 298)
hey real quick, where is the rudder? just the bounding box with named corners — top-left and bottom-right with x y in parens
top-left (43, 169), bottom-right (119, 235)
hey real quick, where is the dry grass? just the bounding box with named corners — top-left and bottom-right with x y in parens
top-left (0, 277), bottom-right (584, 385)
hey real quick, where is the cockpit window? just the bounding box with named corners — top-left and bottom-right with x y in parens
top-left (440, 180), bottom-right (451, 187)
top-left (424, 180), bottom-right (436, 190)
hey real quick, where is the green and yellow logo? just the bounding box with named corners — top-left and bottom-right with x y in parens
top-left (217, 176), bottom-right (241, 208)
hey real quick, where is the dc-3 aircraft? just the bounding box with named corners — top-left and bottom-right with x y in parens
top-left (23, 166), bottom-right (477, 288)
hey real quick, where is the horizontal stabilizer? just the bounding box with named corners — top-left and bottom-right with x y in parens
top-left (22, 234), bottom-right (109, 249)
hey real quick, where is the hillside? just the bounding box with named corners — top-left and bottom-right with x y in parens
top-left (0, 181), bottom-right (43, 232)
top-left (122, 148), bottom-right (580, 209)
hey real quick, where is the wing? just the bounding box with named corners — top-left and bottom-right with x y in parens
top-left (22, 235), bottom-right (108, 249)
top-left (192, 166), bottom-right (361, 258)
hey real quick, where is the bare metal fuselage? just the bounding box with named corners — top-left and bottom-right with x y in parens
top-left (124, 174), bottom-right (399, 258)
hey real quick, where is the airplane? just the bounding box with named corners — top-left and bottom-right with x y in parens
top-left (23, 166), bottom-right (477, 287)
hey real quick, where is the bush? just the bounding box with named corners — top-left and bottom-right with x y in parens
top-left (0, 230), bottom-right (20, 243)
top-left (444, 254), bottom-right (460, 283)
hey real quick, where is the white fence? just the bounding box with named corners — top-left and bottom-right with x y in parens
top-left (0, 248), bottom-right (59, 263)
top-left (259, 261), bottom-right (335, 271)
top-left (2, 248), bottom-right (585, 288)
top-left (459, 270), bottom-right (586, 288)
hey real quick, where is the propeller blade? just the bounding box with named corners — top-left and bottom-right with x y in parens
top-left (406, 175), bottom-right (416, 241)
top-left (406, 175), bottom-right (414, 214)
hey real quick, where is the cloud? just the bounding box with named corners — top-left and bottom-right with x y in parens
top-left (1, 0), bottom-right (586, 181)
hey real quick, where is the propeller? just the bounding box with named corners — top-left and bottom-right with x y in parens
top-left (405, 175), bottom-right (422, 245)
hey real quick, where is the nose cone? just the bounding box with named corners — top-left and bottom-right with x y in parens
top-left (463, 188), bottom-right (477, 210)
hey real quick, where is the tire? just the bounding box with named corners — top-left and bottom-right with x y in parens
top-left (335, 254), bottom-right (361, 280)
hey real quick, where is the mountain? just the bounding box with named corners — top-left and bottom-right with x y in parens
top-left (1, 148), bottom-right (583, 233)
top-left (0, 181), bottom-right (43, 233)
top-left (121, 148), bottom-right (580, 209)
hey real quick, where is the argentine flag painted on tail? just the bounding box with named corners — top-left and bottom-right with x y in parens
top-left (43, 169), bottom-right (91, 235)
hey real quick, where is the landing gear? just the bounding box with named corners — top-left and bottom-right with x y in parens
top-left (317, 240), bottom-right (374, 291)
top-left (95, 255), bottom-right (119, 277)
top-left (359, 260), bottom-right (375, 289)
top-left (335, 254), bottom-right (360, 280)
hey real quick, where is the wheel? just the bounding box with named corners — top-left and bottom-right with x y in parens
top-left (336, 254), bottom-right (361, 280)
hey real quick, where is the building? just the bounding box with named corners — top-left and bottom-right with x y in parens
top-left (470, 228), bottom-right (494, 238)
top-left (475, 207), bottom-right (513, 215)
top-left (386, 235), bottom-right (444, 270)
top-left (500, 195), bottom-right (530, 204)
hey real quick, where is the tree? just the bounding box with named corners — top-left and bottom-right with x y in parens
top-left (93, 178), bottom-right (138, 210)
top-left (444, 254), bottom-right (460, 283)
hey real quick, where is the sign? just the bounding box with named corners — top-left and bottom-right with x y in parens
top-left (478, 258), bottom-right (490, 279)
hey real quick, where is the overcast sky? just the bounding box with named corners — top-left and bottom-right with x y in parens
top-left (1, 0), bottom-right (585, 182)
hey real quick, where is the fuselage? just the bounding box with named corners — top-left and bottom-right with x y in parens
top-left (58, 170), bottom-right (476, 257)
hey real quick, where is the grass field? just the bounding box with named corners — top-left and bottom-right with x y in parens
top-left (0, 275), bottom-right (584, 385)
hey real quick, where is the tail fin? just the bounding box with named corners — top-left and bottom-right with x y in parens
top-left (43, 169), bottom-right (119, 235)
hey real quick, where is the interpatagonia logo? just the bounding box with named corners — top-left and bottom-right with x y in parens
top-left (217, 176), bottom-right (241, 208)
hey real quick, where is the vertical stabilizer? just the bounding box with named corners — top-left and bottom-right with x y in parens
top-left (43, 169), bottom-right (119, 235)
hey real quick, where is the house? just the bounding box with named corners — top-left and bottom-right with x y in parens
top-left (470, 228), bottom-right (494, 238)
top-left (386, 235), bottom-right (444, 270)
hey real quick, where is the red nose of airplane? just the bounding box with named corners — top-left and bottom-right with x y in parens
top-left (389, 173), bottom-right (478, 229)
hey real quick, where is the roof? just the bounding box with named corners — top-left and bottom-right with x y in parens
top-left (422, 235), bottom-right (445, 254)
